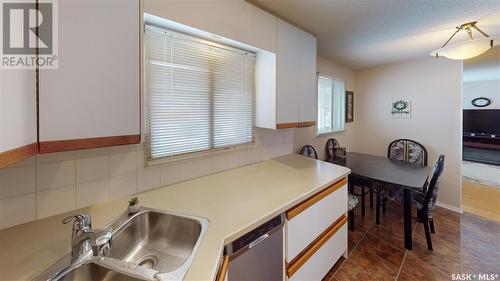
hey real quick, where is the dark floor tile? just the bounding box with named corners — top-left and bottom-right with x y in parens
top-left (367, 214), bottom-right (417, 251)
top-left (359, 232), bottom-right (406, 268)
top-left (322, 256), bottom-right (346, 280)
top-left (410, 222), bottom-right (461, 275)
top-left (399, 253), bottom-right (450, 281)
top-left (334, 240), bottom-right (399, 281)
top-left (397, 270), bottom-right (419, 281)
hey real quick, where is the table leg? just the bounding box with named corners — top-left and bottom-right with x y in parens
top-left (403, 189), bottom-right (412, 250)
top-left (361, 186), bottom-right (366, 217)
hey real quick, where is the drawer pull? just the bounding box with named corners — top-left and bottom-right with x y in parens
top-left (249, 234), bottom-right (269, 249)
top-left (286, 215), bottom-right (347, 278)
top-left (286, 177), bottom-right (347, 220)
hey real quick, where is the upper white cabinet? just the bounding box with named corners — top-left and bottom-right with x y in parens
top-left (298, 31), bottom-right (317, 126)
top-left (0, 69), bottom-right (37, 168)
top-left (276, 19), bottom-right (300, 127)
top-left (144, 0), bottom-right (277, 53)
top-left (256, 19), bottom-right (317, 129)
top-left (38, 0), bottom-right (141, 153)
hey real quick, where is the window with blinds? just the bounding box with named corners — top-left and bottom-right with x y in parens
top-left (145, 26), bottom-right (256, 162)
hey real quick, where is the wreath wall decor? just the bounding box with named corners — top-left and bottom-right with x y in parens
top-left (391, 100), bottom-right (411, 118)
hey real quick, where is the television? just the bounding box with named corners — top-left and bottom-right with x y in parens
top-left (463, 109), bottom-right (500, 135)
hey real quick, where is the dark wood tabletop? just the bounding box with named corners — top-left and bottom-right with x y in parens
top-left (332, 152), bottom-right (431, 192)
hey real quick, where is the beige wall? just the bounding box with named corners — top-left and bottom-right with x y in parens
top-left (353, 58), bottom-right (463, 209)
top-left (293, 56), bottom-right (357, 160)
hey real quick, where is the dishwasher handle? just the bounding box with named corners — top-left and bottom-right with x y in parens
top-left (248, 234), bottom-right (269, 249)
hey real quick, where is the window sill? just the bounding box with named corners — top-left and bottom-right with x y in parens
top-left (146, 142), bottom-right (256, 167)
top-left (316, 129), bottom-right (346, 138)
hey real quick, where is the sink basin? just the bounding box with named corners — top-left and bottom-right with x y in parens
top-left (58, 262), bottom-right (146, 281)
top-left (33, 208), bottom-right (209, 281)
top-left (105, 210), bottom-right (204, 273)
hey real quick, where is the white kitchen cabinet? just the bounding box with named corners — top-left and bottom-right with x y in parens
top-left (0, 69), bottom-right (37, 168)
top-left (276, 19), bottom-right (300, 127)
top-left (286, 182), bottom-right (346, 261)
top-left (38, 0), bottom-right (141, 153)
top-left (288, 223), bottom-right (347, 281)
top-left (284, 178), bottom-right (348, 280)
top-left (298, 31), bottom-right (317, 125)
top-left (256, 19), bottom-right (317, 129)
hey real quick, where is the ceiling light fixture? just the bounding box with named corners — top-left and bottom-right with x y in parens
top-left (430, 21), bottom-right (495, 60)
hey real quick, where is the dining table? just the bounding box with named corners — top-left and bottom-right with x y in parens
top-left (327, 152), bottom-right (431, 250)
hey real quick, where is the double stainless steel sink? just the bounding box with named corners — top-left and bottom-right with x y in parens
top-left (35, 208), bottom-right (209, 281)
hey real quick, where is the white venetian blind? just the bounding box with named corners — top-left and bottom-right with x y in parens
top-left (145, 26), bottom-right (255, 161)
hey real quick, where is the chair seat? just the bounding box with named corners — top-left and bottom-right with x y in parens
top-left (348, 194), bottom-right (359, 211)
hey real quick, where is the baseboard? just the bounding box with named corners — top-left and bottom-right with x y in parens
top-left (436, 201), bottom-right (463, 214)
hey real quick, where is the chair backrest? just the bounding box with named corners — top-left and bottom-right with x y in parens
top-left (387, 139), bottom-right (428, 166)
top-left (422, 155), bottom-right (445, 218)
top-left (299, 145), bottom-right (318, 159)
top-left (326, 138), bottom-right (340, 159)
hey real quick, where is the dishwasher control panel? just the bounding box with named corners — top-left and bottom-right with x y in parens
top-left (226, 214), bottom-right (283, 255)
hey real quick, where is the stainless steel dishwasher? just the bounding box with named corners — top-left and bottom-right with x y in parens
top-left (225, 214), bottom-right (284, 281)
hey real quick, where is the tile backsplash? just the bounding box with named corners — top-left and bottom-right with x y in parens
top-left (0, 128), bottom-right (293, 229)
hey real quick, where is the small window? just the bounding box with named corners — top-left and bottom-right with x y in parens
top-left (317, 74), bottom-right (345, 135)
top-left (145, 26), bottom-right (255, 162)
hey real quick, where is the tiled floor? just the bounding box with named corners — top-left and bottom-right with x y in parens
top-left (322, 197), bottom-right (500, 281)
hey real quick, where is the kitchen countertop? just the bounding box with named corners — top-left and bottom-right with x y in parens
top-left (0, 154), bottom-right (350, 281)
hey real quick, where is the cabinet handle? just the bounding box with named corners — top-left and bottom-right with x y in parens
top-left (286, 177), bottom-right (347, 220)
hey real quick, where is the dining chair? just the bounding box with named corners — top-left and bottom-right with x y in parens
top-left (391, 155), bottom-right (445, 250)
top-left (300, 144), bottom-right (359, 231)
top-left (299, 144), bottom-right (318, 159)
top-left (376, 139), bottom-right (428, 219)
top-left (325, 138), bottom-right (340, 159)
top-left (328, 137), bottom-right (373, 217)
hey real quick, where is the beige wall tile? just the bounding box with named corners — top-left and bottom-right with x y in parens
top-left (0, 166), bottom-right (36, 199)
top-left (0, 193), bottom-right (36, 229)
top-left (179, 160), bottom-right (198, 181)
top-left (37, 160), bottom-right (76, 191)
top-left (160, 164), bottom-right (180, 186)
top-left (36, 185), bottom-right (76, 219)
top-left (109, 152), bottom-right (136, 177)
top-left (110, 173), bottom-right (137, 200)
top-left (76, 179), bottom-right (109, 208)
top-left (197, 157), bottom-right (214, 177)
top-left (37, 151), bottom-right (75, 164)
top-left (75, 147), bottom-right (108, 159)
top-left (109, 144), bottom-right (137, 155)
top-left (10, 156), bottom-right (35, 167)
top-left (137, 168), bottom-right (161, 192)
top-left (76, 155), bottom-right (108, 183)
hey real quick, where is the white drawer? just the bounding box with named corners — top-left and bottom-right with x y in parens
top-left (288, 222), bottom-right (347, 281)
top-left (285, 179), bottom-right (347, 261)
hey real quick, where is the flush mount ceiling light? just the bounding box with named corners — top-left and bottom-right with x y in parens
top-left (430, 21), bottom-right (495, 60)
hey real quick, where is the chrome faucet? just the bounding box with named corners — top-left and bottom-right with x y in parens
top-left (63, 214), bottom-right (112, 262)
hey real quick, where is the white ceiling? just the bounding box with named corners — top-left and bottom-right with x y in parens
top-left (248, 0), bottom-right (500, 69)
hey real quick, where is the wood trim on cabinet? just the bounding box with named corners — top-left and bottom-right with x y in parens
top-left (276, 122), bottom-right (299, 129)
top-left (286, 215), bottom-right (347, 278)
top-left (298, 121), bottom-right (316, 127)
top-left (215, 255), bottom-right (229, 281)
top-left (0, 143), bottom-right (38, 169)
top-left (39, 135), bottom-right (141, 154)
top-left (285, 177), bottom-right (347, 220)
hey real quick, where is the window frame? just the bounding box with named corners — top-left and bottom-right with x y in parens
top-left (144, 25), bottom-right (256, 165)
top-left (316, 73), bottom-right (346, 136)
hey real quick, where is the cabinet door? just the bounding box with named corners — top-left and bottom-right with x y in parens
top-left (38, 0), bottom-right (140, 153)
top-left (298, 31), bottom-right (317, 126)
top-left (276, 19), bottom-right (299, 127)
top-left (0, 69), bottom-right (37, 168)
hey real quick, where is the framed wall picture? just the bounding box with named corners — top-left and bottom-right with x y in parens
top-left (391, 100), bottom-right (411, 118)
top-left (345, 91), bottom-right (354, 122)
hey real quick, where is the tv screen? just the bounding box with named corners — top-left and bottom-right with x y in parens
top-left (463, 109), bottom-right (500, 135)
